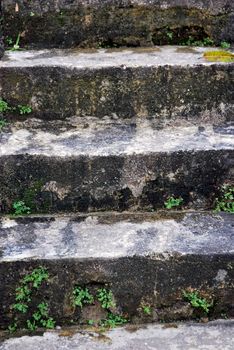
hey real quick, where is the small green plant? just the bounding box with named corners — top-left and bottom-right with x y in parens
top-left (17, 105), bottom-right (32, 115)
top-left (15, 285), bottom-right (31, 302)
top-left (22, 267), bottom-right (49, 289)
top-left (13, 303), bottom-right (28, 314)
top-left (182, 36), bottom-right (214, 47)
top-left (220, 41), bottom-right (231, 49)
top-left (27, 303), bottom-right (55, 331)
top-left (215, 185), bottom-right (234, 213)
top-left (142, 305), bottom-right (151, 315)
top-left (100, 313), bottom-right (128, 328)
top-left (72, 285), bottom-right (128, 328)
top-left (26, 319), bottom-right (37, 332)
top-left (87, 319), bottom-right (95, 326)
top-left (13, 201), bottom-right (31, 215)
top-left (9, 267), bottom-right (53, 332)
top-left (6, 37), bottom-right (14, 47)
top-left (166, 28), bottom-right (173, 41)
top-left (183, 290), bottom-right (213, 314)
top-left (73, 287), bottom-right (94, 308)
top-left (164, 196), bottom-right (183, 209)
top-left (8, 322), bottom-right (18, 333)
top-left (0, 98), bottom-right (32, 116)
top-left (0, 99), bottom-right (10, 113)
top-left (0, 119), bottom-right (7, 131)
top-left (11, 33), bottom-right (21, 51)
top-left (97, 288), bottom-right (115, 309)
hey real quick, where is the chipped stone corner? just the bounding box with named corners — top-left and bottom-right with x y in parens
top-left (42, 181), bottom-right (71, 200)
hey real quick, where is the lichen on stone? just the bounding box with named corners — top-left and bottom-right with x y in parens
top-left (203, 51), bottom-right (234, 62)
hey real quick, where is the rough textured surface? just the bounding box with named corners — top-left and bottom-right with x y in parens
top-left (1, 321), bottom-right (234, 350)
top-left (0, 212), bottom-right (233, 328)
top-left (0, 121), bottom-right (233, 213)
top-left (3, 0), bottom-right (234, 48)
top-left (0, 2), bottom-right (4, 58)
top-left (0, 47), bottom-right (233, 121)
top-left (1, 120), bottom-right (233, 156)
top-left (1, 212), bottom-right (233, 260)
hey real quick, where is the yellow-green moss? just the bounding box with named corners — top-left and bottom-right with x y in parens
top-left (203, 50), bottom-right (234, 62)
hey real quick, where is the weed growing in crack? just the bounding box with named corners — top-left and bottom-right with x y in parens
top-left (73, 287), bottom-right (94, 308)
top-left (73, 285), bottom-right (128, 328)
top-left (97, 288), bottom-right (116, 309)
top-left (220, 41), bottom-right (231, 49)
top-left (17, 105), bottom-right (32, 115)
top-left (9, 267), bottom-right (55, 333)
top-left (27, 303), bottom-right (55, 331)
top-left (10, 33), bottom-right (21, 51)
top-left (181, 36), bottom-right (214, 47)
top-left (142, 305), bottom-right (152, 315)
top-left (215, 184), bottom-right (234, 213)
top-left (0, 98), bottom-right (32, 118)
top-left (0, 99), bottom-right (11, 113)
top-left (0, 119), bottom-right (7, 131)
top-left (183, 290), bottom-right (213, 314)
top-left (164, 196), bottom-right (183, 209)
top-left (100, 313), bottom-right (128, 328)
top-left (13, 201), bottom-right (31, 216)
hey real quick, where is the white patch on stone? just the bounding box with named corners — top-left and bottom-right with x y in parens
top-left (1, 219), bottom-right (18, 228)
top-left (84, 216), bottom-right (99, 225)
top-left (214, 269), bottom-right (227, 283)
top-left (42, 181), bottom-right (70, 200)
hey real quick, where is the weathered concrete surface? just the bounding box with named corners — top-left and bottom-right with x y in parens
top-left (2, 1), bottom-right (234, 48)
top-left (0, 212), bottom-right (233, 328)
top-left (0, 47), bottom-right (233, 121)
top-left (1, 120), bottom-right (233, 156)
top-left (0, 2), bottom-right (4, 58)
top-left (0, 121), bottom-right (233, 213)
top-left (0, 321), bottom-right (234, 350)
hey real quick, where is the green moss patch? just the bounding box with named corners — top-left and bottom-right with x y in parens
top-left (203, 51), bottom-right (234, 62)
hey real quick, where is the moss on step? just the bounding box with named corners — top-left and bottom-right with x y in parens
top-left (203, 50), bottom-right (234, 62)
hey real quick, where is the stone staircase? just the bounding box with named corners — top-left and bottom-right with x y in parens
top-left (0, 0), bottom-right (233, 336)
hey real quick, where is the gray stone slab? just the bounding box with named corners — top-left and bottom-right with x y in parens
top-left (0, 121), bottom-right (233, 213)
top-left (0, 47), bottom-right (233, 121)
top-left (0, 46), bottom-right (231, 68)
top-left (1, 120), bottom-right (233, 156)
top-left (0, 320), bottom-right (234, 350)
top-left (0, 213), bottom-right (233, 329)
top-left (2, 1), bottom-right (234, 48)
top-left (0, 212), bottom-right (233, 261)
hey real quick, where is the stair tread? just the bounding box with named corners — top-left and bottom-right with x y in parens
top-left (0, 212), bottom-right (233, 262)
top-left (1, 46), bottom-right (232, 68)
top-left (1, 120), bottom-right (233, 157)
top-left (1, 47), bottom-right (232, 121)
top-left (1, 320), bottom-right (234, 350)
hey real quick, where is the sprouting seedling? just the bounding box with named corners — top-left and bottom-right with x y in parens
top-left (11, 34), bottom-right (21, 51)
top-left (164, 196), bottom-right (183, 209)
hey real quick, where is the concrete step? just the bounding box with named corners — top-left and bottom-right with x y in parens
top-left (2, 0), bottom-right (234, 49)
top-left (0, 120), bottom-right (233, 213)
top-left (0, 5), bottom-right (3, 59)
top-left (0, 212), bottom-right (233, 330)
top-left (0, 47), bottom-right (233, 121)
top-left (0, 321), bottom-right (234, 350)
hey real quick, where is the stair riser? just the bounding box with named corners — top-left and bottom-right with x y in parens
top-left (0, 255), bottom-right (233, 329)
top-left (0, 150), bottom-right (232, 213)
top-left (3, 0), bottom-right (234, 48)
top-left (0, 3), bottom-right (4, 58)
top-left (0, 65), bottom-right (233, 121)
